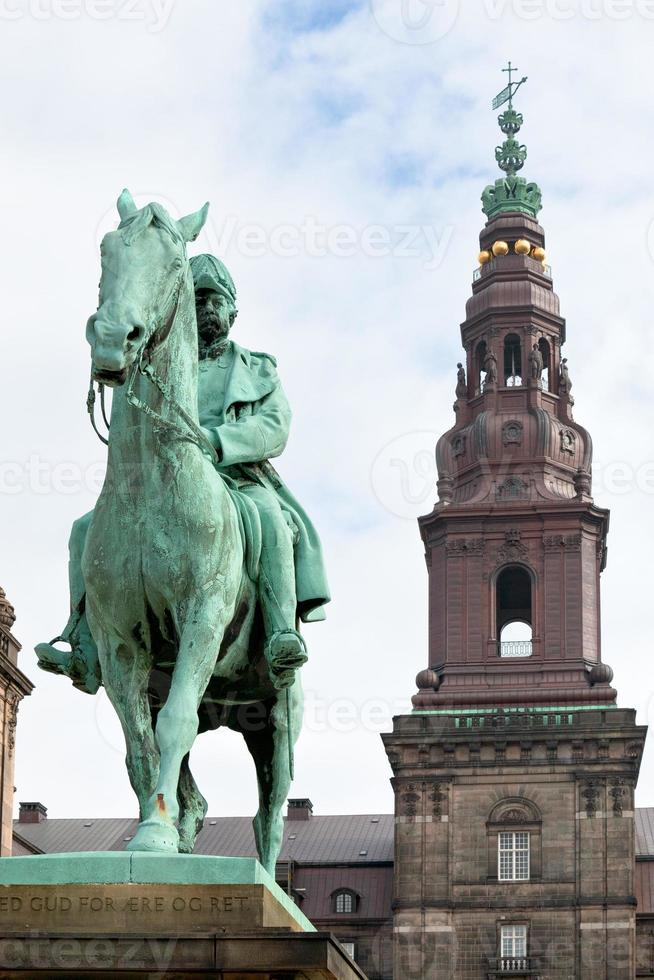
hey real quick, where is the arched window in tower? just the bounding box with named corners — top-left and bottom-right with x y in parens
top-left (475, 340), bottom-right (487, 395)
top-left (504, 334), bottom-right (523, 386)
top-left (496, 565), bottom-right (533, 657)
top-left (538, 337), bottom-right (551, 392)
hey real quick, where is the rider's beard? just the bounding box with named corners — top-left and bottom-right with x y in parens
top-left (197, 309), bottom-right (231, 353)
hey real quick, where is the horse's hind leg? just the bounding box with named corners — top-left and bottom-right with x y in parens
top-left (177, 753), bottom-right (208, 854)
top-left (239, 679), bottom-right (304, 876)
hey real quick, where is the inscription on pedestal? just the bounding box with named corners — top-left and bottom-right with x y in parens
top-left (0, 884), bottom-right (299, 935)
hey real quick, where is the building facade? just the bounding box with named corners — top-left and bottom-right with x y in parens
top-left (13, 800), bottom-right (654, 979)
top-left (0, 587), bottom-right (32, 857)
top-left (382, 84), bottom-right (648, 978)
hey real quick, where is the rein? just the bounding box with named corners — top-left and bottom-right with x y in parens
top-left (87, 375), bottom-right (109, 447)
top-left (87, 273), bottom-right (218, 464)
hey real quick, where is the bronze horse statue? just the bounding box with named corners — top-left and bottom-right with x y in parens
top-left (82, 192), bottom-right (303, 873)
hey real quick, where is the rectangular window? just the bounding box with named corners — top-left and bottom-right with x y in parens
top-left (501, 924), bottom-right (527, 959)
top-left (498, 831), bottom-right (530, 881)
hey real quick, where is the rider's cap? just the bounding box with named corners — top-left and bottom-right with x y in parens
top-left (190, 254), bottom-right (237, 304)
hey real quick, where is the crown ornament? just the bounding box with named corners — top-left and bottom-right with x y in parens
top-left (482, 63), bottom-right (542, 220)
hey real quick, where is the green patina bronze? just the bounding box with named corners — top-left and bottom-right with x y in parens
top-left (482, 62), bottom-right (542, 220)
top-left (35, 191), bottom-right (330, 875)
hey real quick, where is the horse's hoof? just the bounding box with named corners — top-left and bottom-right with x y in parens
top-left (126, 820), bottom-right (179, 853)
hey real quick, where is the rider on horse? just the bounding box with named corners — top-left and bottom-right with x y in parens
top-left (36, 253), bottom-right (330, 695)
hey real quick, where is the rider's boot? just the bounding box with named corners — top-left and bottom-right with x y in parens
top-left (265, 628), bottom-right (308, 691)
top-left (35, 603), bottom-right (102, 695)
top-left (259, 566), bottom-right (307, 691)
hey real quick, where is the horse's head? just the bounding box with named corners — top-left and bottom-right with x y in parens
top-left (87, 189), bottom-right (209, 386)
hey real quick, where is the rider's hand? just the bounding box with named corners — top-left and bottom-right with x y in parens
top-left (202, 427), bottom-right (222, 462)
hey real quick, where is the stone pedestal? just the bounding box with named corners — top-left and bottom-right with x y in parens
top-left (0, 853), bottom-right (367, 979)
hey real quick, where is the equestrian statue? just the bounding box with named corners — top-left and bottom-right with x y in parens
top-left (36, 191), bottom-right (329, 873)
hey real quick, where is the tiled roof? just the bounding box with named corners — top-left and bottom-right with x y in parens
top-left (636, 808), bottom-right (654, 858)
top-left (13, 814), bottom-right (394, 865)
top-left (16, 808), bottom-right (654, 862)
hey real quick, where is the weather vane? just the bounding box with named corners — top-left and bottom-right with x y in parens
top-left (492, 61), bottom-right (528, 111)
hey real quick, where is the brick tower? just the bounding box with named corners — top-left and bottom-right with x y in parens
top-left (383, 68), bottom-right (646, 979)
top-left (0, 587), bottom-right (33, 856)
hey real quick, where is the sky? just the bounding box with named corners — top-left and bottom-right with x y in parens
top-left (1, 0), bottom-right (654, 822)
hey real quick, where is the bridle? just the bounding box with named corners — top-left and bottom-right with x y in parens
top-left (87, 270), bottom-right (218, 463)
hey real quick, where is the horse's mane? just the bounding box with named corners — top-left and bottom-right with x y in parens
top-left (118, 203), bottom-right (184, 248)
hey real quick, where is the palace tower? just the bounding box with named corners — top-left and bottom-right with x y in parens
top-left (383, 69), bottom-right (647, 980)
top-left (0, 587), bottom-right (32, 856)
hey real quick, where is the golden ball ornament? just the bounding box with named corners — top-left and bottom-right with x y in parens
top-left (514, 239), bottom-right (531, 255)
top-left (478, 250), bottom-right (492, 265)
top-left (491, 240), bottom-right (509, 257)
top-left (532, 246), bottom-right (547, 262)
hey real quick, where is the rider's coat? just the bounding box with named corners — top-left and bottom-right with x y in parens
top-left (199, 341), bottom-right (330, 623)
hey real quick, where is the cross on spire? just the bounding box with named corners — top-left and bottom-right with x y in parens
top-left (493, 61), bottom-right (528, 111)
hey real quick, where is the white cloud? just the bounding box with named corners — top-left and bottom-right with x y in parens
top-left (2, 0), bottom-right (654, 823)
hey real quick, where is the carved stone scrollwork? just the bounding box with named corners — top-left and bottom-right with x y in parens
top-left (431, 782), bottom-right (447, 819)
top-left (401, 784), bottom-right (421, 817)
top-left (582, 778), bottom-right (601, 819)
top-left (452, 434), bottom-right (467, 458)
top-left (446, 538), bottom-right (485, 557)
top-left (495, 528), bottom-right (530, 566)
top-left (560, 428), bottom-right (577, 455)
top-left (495, 476), bottom-right (529, 501)
top-left (502, 420), bottom-right (524, 447)
top-left (610, 777), bottom-right (627, 817)
top-left (499, 807), bottom-right (529, 824)
top-left (7, 691), bottom-right (19, 757)
top-left (544, 534), bottom-right (582, 553)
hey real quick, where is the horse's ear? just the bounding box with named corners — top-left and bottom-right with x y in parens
top-left (117, 188), bottom-right (137, 220)
top-left (177, 202), bottom-right (210, 243)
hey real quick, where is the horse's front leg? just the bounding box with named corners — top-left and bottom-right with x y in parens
top-left (128, 597), bottom-right (229, 853)
top-left (94, 631), bottom-right (159, 821)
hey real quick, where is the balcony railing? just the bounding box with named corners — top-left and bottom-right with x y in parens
top-left (488, 957), bottom-right (538, 976)
top-left (499, 640), bottom-right (533, 658)
top-left (472, 260), bottom-right (552, 281)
